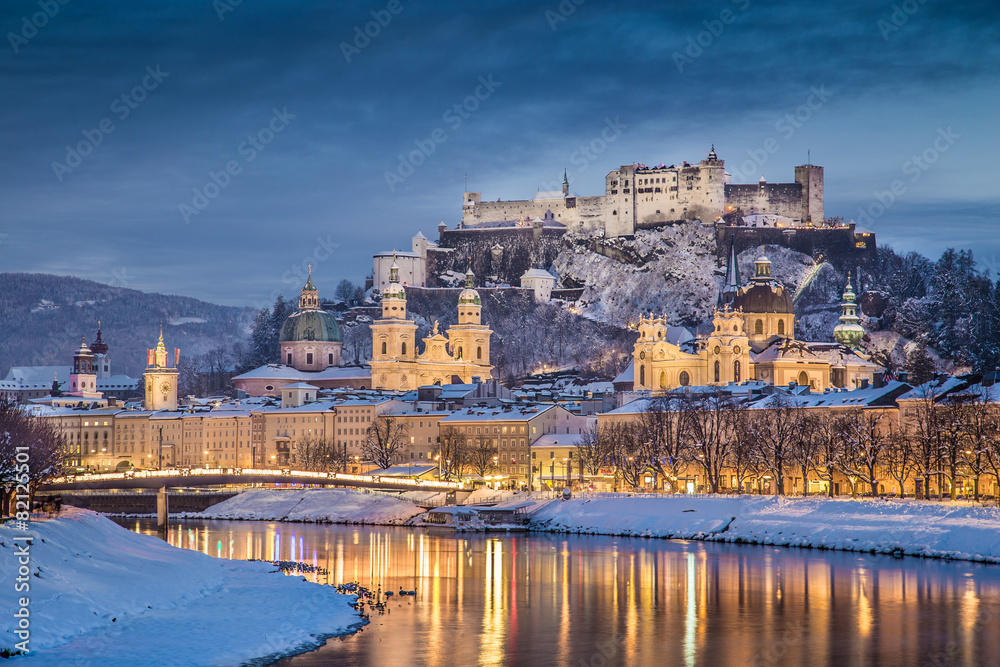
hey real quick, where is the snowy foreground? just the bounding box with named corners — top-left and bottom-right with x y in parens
top-left (188, 488), bottom-right (425, 524)
top-left (530, 495), bottom-right (1000, 563)
top-left (0, 509), bottom-right (362, 666)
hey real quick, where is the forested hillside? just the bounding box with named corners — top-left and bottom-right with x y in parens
top-left (0, 273), bottom-right (255, 377)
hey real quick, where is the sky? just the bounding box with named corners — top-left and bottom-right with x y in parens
top-left (1, 0), bottom-right (998, 307)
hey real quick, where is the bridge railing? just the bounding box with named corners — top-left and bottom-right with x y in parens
top-left (49, 468), bottom-right (468, 490)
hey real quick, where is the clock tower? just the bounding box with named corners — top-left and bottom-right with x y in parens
top-left (144, 328), bottom-right (179, 411)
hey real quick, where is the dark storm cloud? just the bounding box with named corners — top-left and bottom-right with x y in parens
top-left (1, 0), bottom-right (997, 305)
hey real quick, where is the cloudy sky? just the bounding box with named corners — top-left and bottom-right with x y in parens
top-left (2, 0), bottom-right (998, 306)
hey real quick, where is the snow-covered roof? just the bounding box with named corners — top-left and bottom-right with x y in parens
top-left (233, 364), bottom-right (371, 382)
top-left (612, 359), bottom-right (634, 385)
top-left (374, 250), bottom-right (420, 258)
top-left (748, 381), bottom-right (911, 409)
top-left (439, 404), bottom-right (560, 422)
top-left (521, 268), bottom-right (556, 280)
top-left (281, 382), bottom-right (319, 390)
top-left (2, 366), bottom-right (139, 390)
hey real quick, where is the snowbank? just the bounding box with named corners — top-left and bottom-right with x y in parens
top-left (190, 488), bottom-right (424, 524)
top-left (0, 509), bottom-right (361, 665)
top-left (530, 495), bottom-right (1000, 563)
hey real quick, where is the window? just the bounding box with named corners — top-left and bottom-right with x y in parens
top-left (659, 371), bottom-right (667, 389)
top-left (328, 353), bottom-right (334, 365)
top-left (457, 346), bottom-right (463, 359)
top-left (381, 342), bottom-right (387, 355)
top-left (306, 353), bottom-right (313, 365)
top-left (401, 342), bottom-right (407, 355)
top-left (639, 365), bottom-right (645, 386)
top-left (286, 353), bottom-right (292, 364)
top-left (714, 360), bottom-right (720, 383)
top-left (777, 319), bottom-right (785, 336)
top-left (679, 371), bottom-right (690, 386)
top-left (798, 371), bottom-right (809, 387)
top-left (734, 360), bottom-right (741, 383)
top-left (755, 319), bottom-right (763, 335)
top-left (477, 346), bottom-right (482, 360)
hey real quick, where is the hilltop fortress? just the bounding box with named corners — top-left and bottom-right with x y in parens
top-left (461, 147), bottom-right (824, 237)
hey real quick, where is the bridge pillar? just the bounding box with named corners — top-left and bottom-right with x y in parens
top-left (157, 486), bottom-right (169, 532)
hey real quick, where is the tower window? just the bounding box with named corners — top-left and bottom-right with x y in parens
top-left (639, 365), bottom-right (645, 386)
top-left (734, 360), bottom-right (741, 383)
top-left (457, 346), bottom-right (463, 359)
top-left (477, 346), bottom-right (482, 360)
top-left (306, 353), bottom-right (313, 365)
top-left (778, 319), bottom-right (785, 336)
top-left (714, 360), bottom-right (720, 383)
top-left (381, 342), bottom-right (387, 355)
top-left (401, 342), bottom-right (407, 355)
top-left (328, 353), bottom-right (334, 365)
top-left (755, 319), bottom-right (763, 335)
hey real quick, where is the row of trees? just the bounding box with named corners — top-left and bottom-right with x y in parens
top-left (578, 389), bottom-right (1000, 503)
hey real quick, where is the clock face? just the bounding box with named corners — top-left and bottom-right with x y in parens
top-left (160, 381), bottom-right (171, 395)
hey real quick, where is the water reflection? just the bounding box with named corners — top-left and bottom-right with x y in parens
top-left (117, 519), bottom-right (1000, 667)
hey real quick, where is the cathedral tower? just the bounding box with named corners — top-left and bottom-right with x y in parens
top-left (370, 259), bottom-right (419, 389)
top-left (447, 267), bottom-right (493, 370)
top-left (279, 266), bottom-right (342, 371)
top-left (833, 277), bottom-right (865, 349)
top-left (145, 328), bottom-right (179, 411)
top-left (69, 336), bottom-right (101, 398)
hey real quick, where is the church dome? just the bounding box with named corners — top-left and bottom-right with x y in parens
top-left (280, 308), bottom-right (342, 343)
top-left (731, 256), bottom-right (794, 314)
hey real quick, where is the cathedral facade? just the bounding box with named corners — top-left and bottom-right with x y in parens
top-left (370, 261), bottom-right (493, 391)
top-left (633, 255), bottom-right (878, 393)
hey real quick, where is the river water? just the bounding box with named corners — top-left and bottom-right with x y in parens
top-left (115, 518), bottom-right (1000, 667)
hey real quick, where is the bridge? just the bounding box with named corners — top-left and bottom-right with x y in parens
top-left (44, 468), bottom-right (468, 493)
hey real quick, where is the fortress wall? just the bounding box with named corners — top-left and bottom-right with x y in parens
top-left (716, 225), bottom-right (877, 270)
top-left (430, 227), bottom-right (567, 285)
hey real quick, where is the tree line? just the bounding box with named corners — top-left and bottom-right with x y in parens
top-left (580, 388), bottom-right (1000, 503)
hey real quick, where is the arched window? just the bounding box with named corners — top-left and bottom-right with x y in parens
top-left (679, 371), bottom-right (690, 386)
top-left (381, 342), bottom-right (387, 355)
top-left (286, 353), bottom-right (292, 365)
top-left (714, 360), bottom-right (720, 383)
top-left (777, 319), bottom-right (785, 336)
top-left (477, 346), bottom-right (482, 360)
top-left (734, 360), bottom-right (741, 383)
top-left (639, 365), bottom-right (645, 386)
top-left (457, 346), bottom-right (463, 359)
top-left (798, 371), bottom-right (809, 387)
top-left (401, 342), bottom-right (407, 355)
top-left (659, 371), bottom-right (668, 389)
top-left (754, 319), bottom-right (763, 335)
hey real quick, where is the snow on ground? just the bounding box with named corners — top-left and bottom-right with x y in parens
top-left (0, 509), bottom-right (361, 666)
top-left (189, 488), bottom-right (424, 524)
top-left (530, 495), bottom-right (1000, 563)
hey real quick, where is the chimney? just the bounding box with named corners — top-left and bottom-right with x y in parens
top-left (860, 378), bottom-right (870, 389)
top-left (897, 371), bottom-right (909, 383)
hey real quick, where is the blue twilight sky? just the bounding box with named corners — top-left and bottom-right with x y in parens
top-left (1, 0), bottom-right (998, 307)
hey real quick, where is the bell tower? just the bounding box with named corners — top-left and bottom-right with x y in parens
top-left (145, 328), bottom-right (179, 411)
top-left (69, 336), bottom-right (101, 398)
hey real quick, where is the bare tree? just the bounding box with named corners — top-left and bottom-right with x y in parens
top-left (638, 395), bottom-right (685, 491)
top-left (839, 408), bottom-right (892, 497)
top-left (748, 395), bottom-right (799, 495)
top-left (813, 410), bottom-right (846, 497)
top-left (363, 412), bottom-right (409, 469)
top-left (437, 425), bottom-right (468, 481)
top-left (788, 413), bottom-right (823, 496)
top-left (730, 407), bottom-right (763, 494)
top-left (293, 437), bottom-right (348, 472)
top-left (1, 398), bottom-right (64, 516)
top-left (577, 422), bottom-right (614, 480)
top-left (962, 388), bottom-right (998, 502)
top-left (467, 439), bottom-right (498, 478)
top-left (335, 279), bottom-right (356, 304)
top-left (884, 429), bottom-right (918, 497)
top-left (685, 389), bottom-right (737, 494)
top-left (909, 383), bottom-right (946, 499)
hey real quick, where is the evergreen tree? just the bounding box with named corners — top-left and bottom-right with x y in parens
top-left (268, 295), bottom-right (289, 363)
top-left (904, 342), bottom-right (937, 385)
top-left (249, 308), bottom-right (272, 367)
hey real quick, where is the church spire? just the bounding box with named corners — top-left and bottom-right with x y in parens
top-left (833, 275), bottom-right (865, 348)
top-left (562, 168), bottom-right (569, 195)
top-left (719, 241), bottom-right (742, 306)
top-left (298, 264), bottom-right (320, 310)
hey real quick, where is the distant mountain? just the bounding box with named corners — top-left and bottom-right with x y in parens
top-left (0, 273), bottom-right (255, 378)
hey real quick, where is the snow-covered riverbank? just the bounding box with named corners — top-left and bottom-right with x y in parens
top-left (530, 495), bottom-right (1000, 563)
top-left (0, 509), bottom-right (362, 666)
top-left (187, 488), bottom-right (425, 524)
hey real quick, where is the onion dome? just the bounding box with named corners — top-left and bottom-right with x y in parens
top-left (833, 278), bottom-right (865, 348)
top-left (89, 322), bottom-right (108, 355)
top-left (383, 258), bottom-right (406, 301)
top-left (458, 267), bottom-right (481, 305)
top-left (730, 256), bottom-right (793, 314)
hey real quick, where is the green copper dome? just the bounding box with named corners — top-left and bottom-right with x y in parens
top-left (458, 288), bottom-right (481, 305)
top-left (280, 308), bottom-right (342, 343)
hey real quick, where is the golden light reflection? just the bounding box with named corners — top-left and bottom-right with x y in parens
top-left (118, 520), bottom-right (1000, 667)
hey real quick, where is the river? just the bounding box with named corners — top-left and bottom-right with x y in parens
top-left (114, 518), bottom-right (1000, 667)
